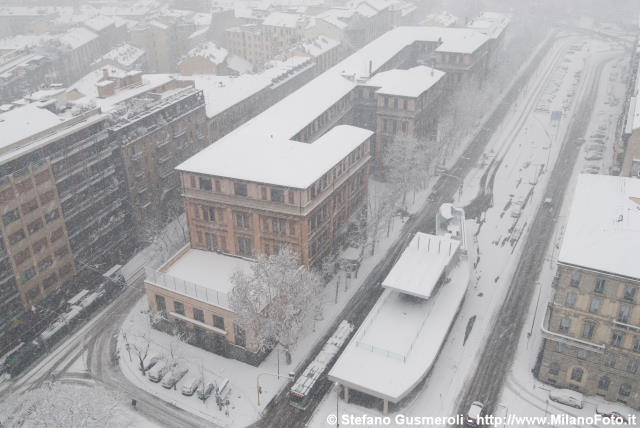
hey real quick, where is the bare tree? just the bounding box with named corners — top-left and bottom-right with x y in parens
top-left (229, 248), bottom-right (323, 364)
top-left (0, 383), bottom-right (122, 428)
top-left (364, 183), bottom-right (398, 256)
top-left (131, 329), bottom-right (151, 375)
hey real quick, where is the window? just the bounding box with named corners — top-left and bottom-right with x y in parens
top-left (190, 175), bottom-right (196, 188)
top-left (618, 304), bottom-right (631, 323)
top-left (565, 292), bottom-right (577, 308)
top-left (199, 177), bottom-right (212, 191)
top-left (393, 98), bottom-right (398, 110)
top-left (234, 323), bottom-right (246, 348)
top-left (2, 208), bottom-right (20, 226)
top-left (289, 221), bottom-right (295, 236)
top-left (38, 257), bottom-right (52, 272)
top-left (174, 301), bottom-right (185, 315)
top-left (570, 271), bottom-right (581, 287)
top-left (611, 331), bottom-right (624, 347)
top-left (589, 297), bottom-right (602, 314)
top-left (213, 315), bottom-right (225, 330)
top-left (559, 317), bottom-right (570, 333)
top-left (193, 308), bottom-right (204, 323)
top-left (28, 219), bottom-right (43, 235)
top-left (156, 295), bottom-right (166, 316)
top-left (205, 233), bottom-right (218, 251)
top-left (270, 188), bottom-right (284, 203)
top-left (624, 285), bottom-right (636, 302)
top-left (54, 245), bottom-right (68, 260)
top-left (272, 218), bottom-right (286, 235)
top-left (234, 182), bottom-right (248, 197)
top-left (403, 99), bottom-right (408, 110)
top-left (633, 337), bottom-right (640, 353)
top-left (598, 376), bottom-right (610, 390)
top-left (22, 199), bottom-right (38, 215)
top-left (582, 321), bottom-right (596, 340)
top-left (549, 362), bottom-right (560, 375)
top-left (627, 359), bottom-right (638, 374)
top-left (44, 208), bottom-right (59, 224)
top-left (42, 273), bottom-right (57, 289)
top-left (605, 354), bottom-right (616, 368)
top-left (288, 191), bottom-right (294, 204)
top-left (202, 206), bottom-right (216, 222)
top-left (234, 212), bottom-right (251, 229)
top-left (577, 349), bottom-right (587, 360)
top-left (19, 266), bottom-right (36, 283)
top-left (619, 383), bottom-right (632, 397)
top-left (9, 229), bottom-right (25, 245)
top-left (39, 190), bottom-right (54, 205)
top-left (594, 278), bottom-right (605, 293)
top-left (236, 236), bottom-right (252, 256)
top-left (555, 342), bottom-right (564, 353)
top-left (215, 180), bottom-right (221, 192)
top-left (570, 367), bottom-right (583, 382)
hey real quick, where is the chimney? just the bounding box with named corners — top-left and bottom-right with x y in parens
top-left (102, 68), bottom-right (109, 80)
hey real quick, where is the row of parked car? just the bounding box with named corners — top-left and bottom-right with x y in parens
top-left (141, 354), bottom-right (226, 401)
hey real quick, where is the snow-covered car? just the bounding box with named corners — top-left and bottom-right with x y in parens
top-left (596, 404), bottom-right (629, 423)
top-left (464, 401), bottom-right (486, 427)
top-left (584, 151), bottom-right (603, 161)
top-left (548, 388), bottom-right (583, 409)
top-left (510, 207), bottom-right (522, 218)
top-left (197, 383), bottom-right (215, 401)
top-left (587, 144), bottom-right (604, 153)
top-left (582, 165), bottom-right (600, 174)
top-left (141, 354), bottom-right (161, 372)
top-left (181, 375), bottom-right (203, 396)
top-left (161, 366), bottom-right (189, 389)
top-left (148, 361), bottom-right (171, 382)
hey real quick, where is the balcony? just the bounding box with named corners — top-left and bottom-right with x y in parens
top-left (156, 137), bottom-right (171, 148)
top-left (613, 320), bottom-right (640, 334)
top-left (541, 303), bottom-right (605, 353)
top-left (157, 153), bottom-right (172, 164)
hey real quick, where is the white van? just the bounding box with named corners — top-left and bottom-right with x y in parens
top-left (161, 366), bottom-right (188, 389)
top-left (181, 376), bottom-right (202, 396)
top-left (148, 361), bottom-right (170, 382)
top-left (548, 388), bottom-right (583, 409)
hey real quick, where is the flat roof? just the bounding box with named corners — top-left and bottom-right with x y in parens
top-left (558, 174), bottom-right (640, 280)
top-left (177, 125), bottom-right (372, 188)
top-left (382, 232), bottom-right (460, 299)
top-left (329, 256), bottom-right (469, 402)
top-left (177, 26), bottom-right (487, 181)
top-left (365, 65), bottom-right (445, 98)
top-left (0, 104), bottom-right (64, 152)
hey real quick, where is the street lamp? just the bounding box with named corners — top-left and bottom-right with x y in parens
top-left (335, 382), bottom-right (340, 428)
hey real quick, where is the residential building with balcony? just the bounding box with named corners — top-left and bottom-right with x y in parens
top-left (538, 174), bottom-right (640, 409)
top-left (0, 101), bottom-right (129, 351)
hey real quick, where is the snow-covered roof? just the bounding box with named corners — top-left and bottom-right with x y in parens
top-left (69, 68), bottom-right (174, 113)
top-left (382, 233), bottom-right (460, 299)
top-left (98, 43), bottom-right (145, 67)
top-left (0, 34), bottom-right (49, 51)
top-left (177, 125), bottom-right (372, 188)
top-left (467, 12), bottom-right (510, 40)
top-left (58, 27), bottom-right (98, 50)
top-left (226, 54), bottom-right (252, 74)
top-left (184, 42), bottom-right (228, 65)
top-left (84, 15), bottom-right (115, 32)
top-left (262, 11), bottom-right (302, 28)
top-left (161, 248), bottom-right (253, 297)
top-left (180, 56), bottom-right (309, 118)
top-left (365, 65), bottom-right (444, 98)
top-left (435, 28), bottom-right (488, 54)
top-left (421, 11), bottom-right (458, 27)
top-left (558, 174), bottom-right (640, 281)
top-left (300, 36), bottom-right (340, 57)
top-left (329, 254), bottom-right (469, 402)
top-left (0, 104), bottom-right (63, 152)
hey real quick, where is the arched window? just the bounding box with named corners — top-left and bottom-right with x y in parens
top-left (598, 376), bottom-right (610, 390)
top-left (619, 383), bottom-right (632, 397)
top-left (570, 367), bottom-right (583, 382)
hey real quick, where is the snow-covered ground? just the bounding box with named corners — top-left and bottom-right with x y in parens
top-left (307, 34), bottom-right (629, 428)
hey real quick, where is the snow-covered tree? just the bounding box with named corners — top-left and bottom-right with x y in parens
top-left (364, 183), bottom-right (399, 255)
top-left (229, 248), bottom-right (323, 364)
top-left (0, 383), bottom-right (122, 428)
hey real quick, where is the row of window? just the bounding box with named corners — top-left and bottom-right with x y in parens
top-left (548, 363), bottom-right (634, 397)
top-left (382, 96), bottom-right (409, 111)
top-left (156, 295), bottom-right (246, 348)
top-left (570, 272), bottom-right (637, 301)
top-left (381, 118), bottom-right (409, 136)
top-left (564, 291), bottom-right (637, 317)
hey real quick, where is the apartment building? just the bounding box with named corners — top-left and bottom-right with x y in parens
top-left (539, 174), bottom-right (640, 409)
top-left (178, 125), bottom-right (373, 267)
top-left (224, 24), bottom-right (272, 67)
top-left (0, 102), bottom-right (129, 350)
top-left (262, 12), bottom-right (306, 57)
top-left (290, 36), bottom-right (341, 74)
top-left (178, 42), bottom-right (229, 75)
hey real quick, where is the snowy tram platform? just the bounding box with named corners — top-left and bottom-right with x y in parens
top-left (329, 207), bottom-right (472, 414)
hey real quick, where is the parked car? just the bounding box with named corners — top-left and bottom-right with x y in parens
top-left (148, 361), bottom-right (171, 383)
top-left (584, 151), bottom-right (603, 161)
top-left (465, 401), bottom-right (486, 427)
top-left (161, 366), bottom-right (189, 389)
top-left (582, 165), bottom-right (600, 174)
top-left (181, 375), bottom-right (203, 396)
top-left (141, 354), bottom-right (161, 372)
top-left (596, 404), bottom-right (629, 424)
top-left (587, 144), bottom-right (604, 153)
top-left (510, 207), bottom-right (522, 218)
top-left (548, 388), bottom-right (583, 409)
top-left (197, 383), bottom-right (215, 401)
